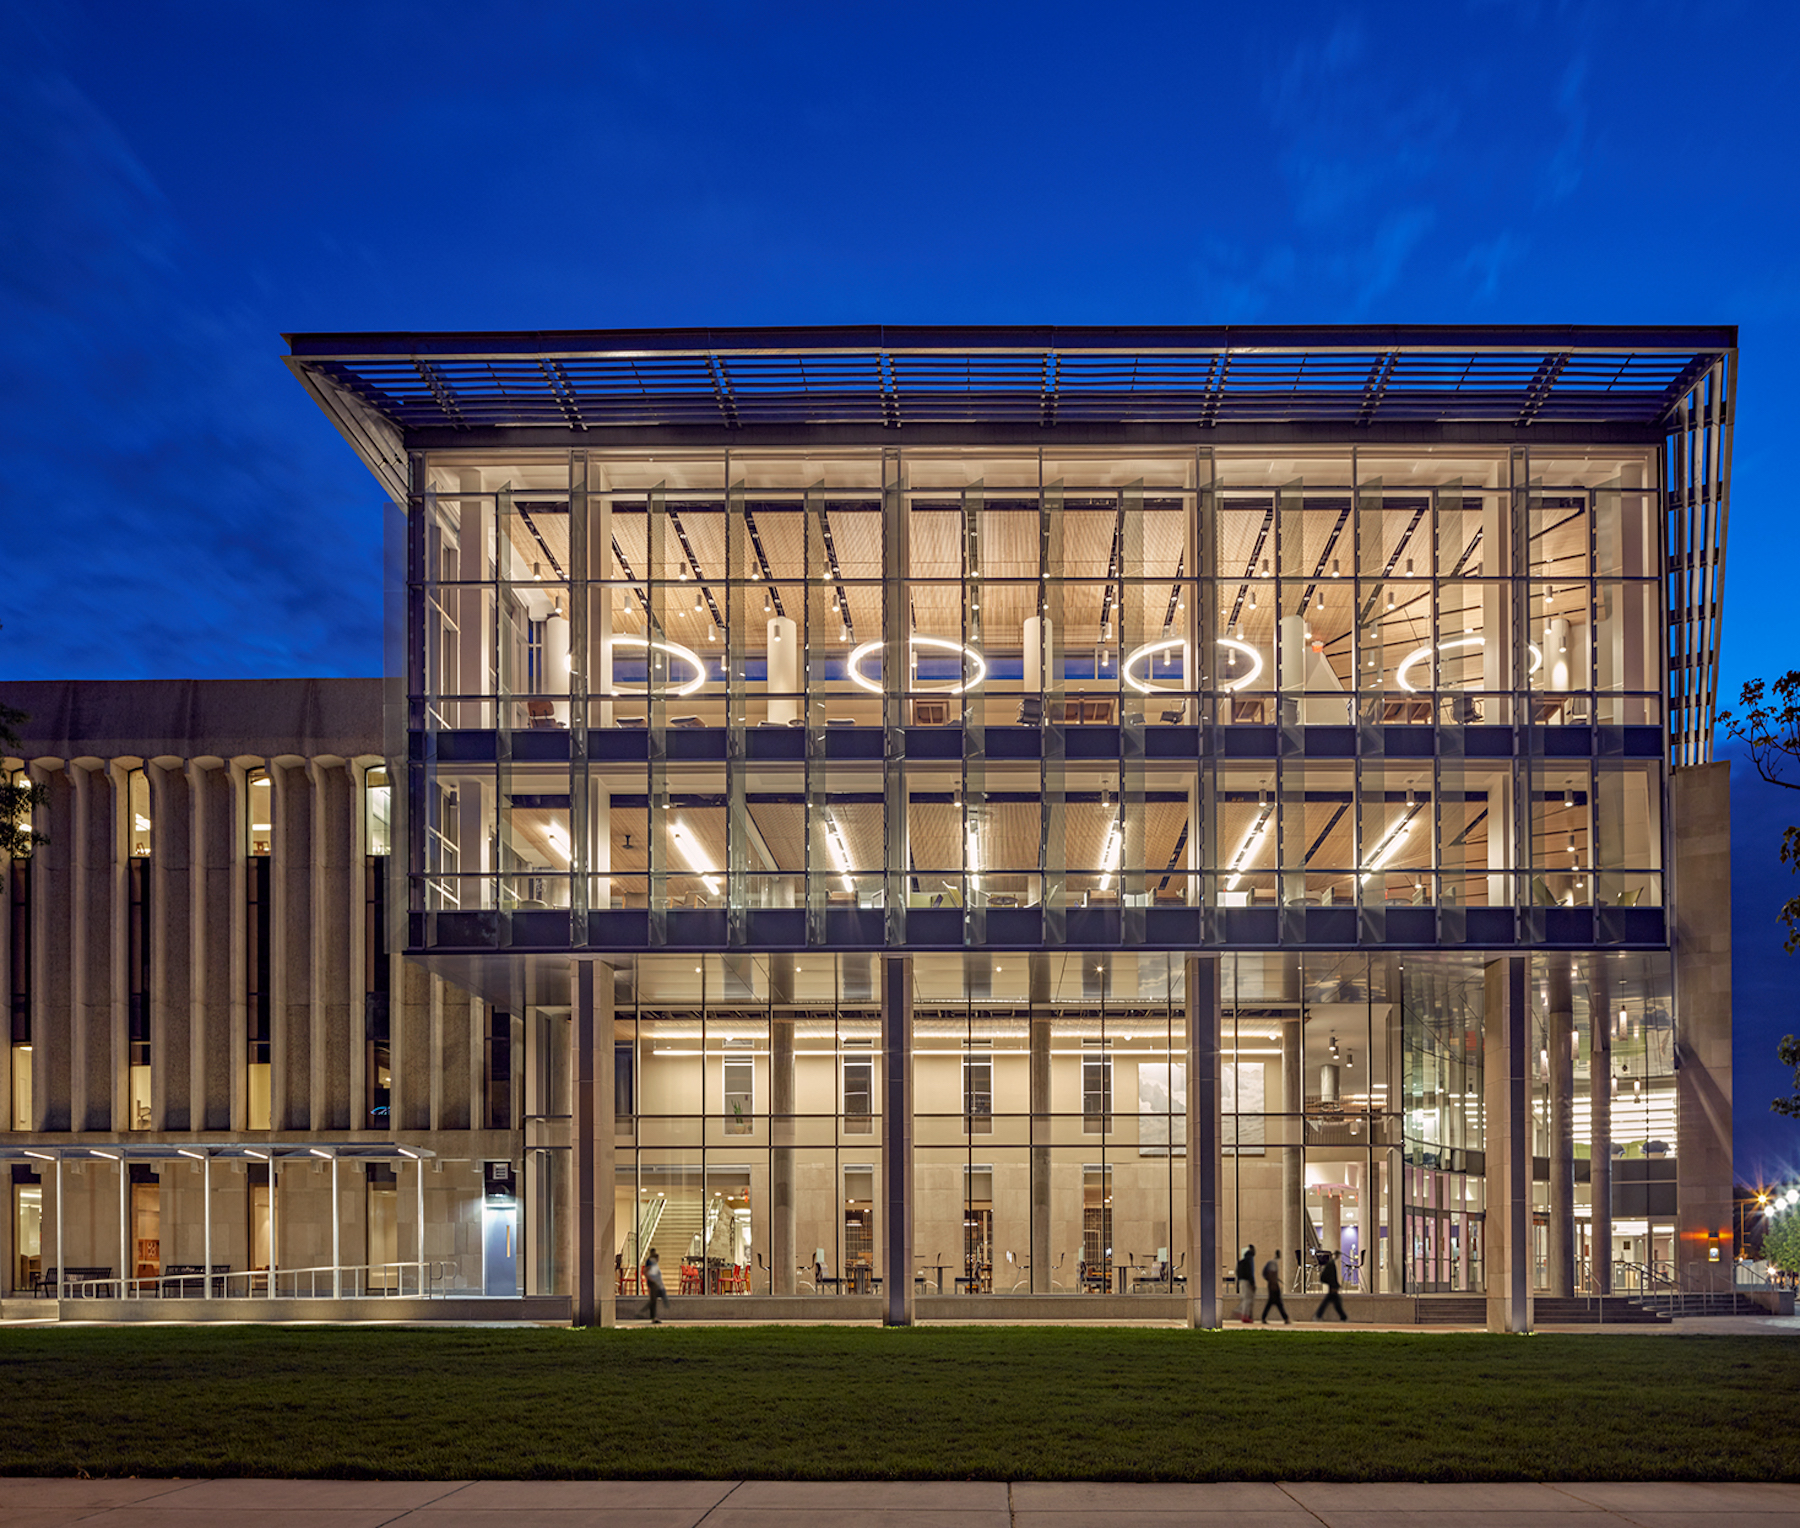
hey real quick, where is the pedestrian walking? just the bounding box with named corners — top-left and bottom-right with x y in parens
top-left (1315, 1249), bottom-right (1348, 1321)
top-left (1235, 1243), bottom-right (1257, 1324)
top-left (643, 1247), bottom-right (668, 1324)
top-left (1261, 1247), bottom-right (1290, 1325)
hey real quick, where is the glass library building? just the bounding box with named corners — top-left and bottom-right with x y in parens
top-left (0, 326), bottom-right (1737, 1328)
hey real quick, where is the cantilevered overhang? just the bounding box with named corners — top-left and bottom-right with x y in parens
top-left (285, 323), bottom-right (1737, 500)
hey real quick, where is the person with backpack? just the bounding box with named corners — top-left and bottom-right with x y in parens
top-left (642, 1247), bottom-right (668, 1324)
top-left (1235, 1244), bottom-right (1257, 1324)
top-left (1261, 1247), bottom-right (1290, 1325)
top-left (1315, 1249), bottom-right (1348, 1321)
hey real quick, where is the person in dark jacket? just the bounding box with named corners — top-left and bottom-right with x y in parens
top-left (642, 1248), bottom-right (668, 1324)
top-left (1315, 1249), bottom-right (1348, 1321)
top-left (1235, 1244), bottom-right (1257, 1323)
top-left (1261, 1248), bottom-right (1290, 1325)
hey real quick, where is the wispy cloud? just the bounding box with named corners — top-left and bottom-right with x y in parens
top-left (0, 50), bottom-right (381, 682)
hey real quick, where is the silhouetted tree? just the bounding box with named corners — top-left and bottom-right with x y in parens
top-left (1718, 672), bottom-right (1800, 1118)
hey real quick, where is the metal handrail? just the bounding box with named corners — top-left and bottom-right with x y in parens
top-left (71, 1261), bottom-right (458, 1301)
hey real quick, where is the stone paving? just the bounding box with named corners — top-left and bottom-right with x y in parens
top-left (2, 1478), bottom-right (1799, 1527)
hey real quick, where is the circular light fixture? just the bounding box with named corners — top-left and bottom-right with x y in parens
top-left (1216, 637), bottom-right (1264, 693)
top-left (1123, 638), bottom-right (1190, 693)
top-left (1395, 636), bottom-right (1544, 694)
top-left (846, 635), bottom-right (987, 695)
top-left (606, 635), bottom-right (707, 697)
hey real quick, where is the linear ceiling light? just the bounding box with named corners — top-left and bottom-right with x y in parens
top-left (670, 820), bottom-right (721, 895)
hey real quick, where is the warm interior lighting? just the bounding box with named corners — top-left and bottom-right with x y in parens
top-left (670, 820), bottom-right (721, 895)
top-left (606, 635), bottom-right (707, 697)
top-left (1225, 800), bottom-right (1273, 890)
top-left (825, 818), bottom-right (855, 894)
top-left (1122, 638), bottom-right (1190, 693)
top-left (846, 635), bottom-right (987, 696)
top-left (1215, 637), bottom-right (1264, 693)
top-left (1098, 818), bottom-right (1121, 890)
top-left (1394, 636), bottom-right (1543, 693)
top-left (1360, 806), bottom-right (1420, 883)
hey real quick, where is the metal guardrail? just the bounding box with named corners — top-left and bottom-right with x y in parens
top-left (70, 1262), bottom-right (462, 1301)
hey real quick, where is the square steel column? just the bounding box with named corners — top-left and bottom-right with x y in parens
top-left (572, 958), bottom-right (615, 1327)
top-left (1186, 955), bottom-right (1221, 1329)
top-left (1484, 957), bottom-right (1531, 1333)
top-left (880, 955), bottom-right (914, 1326)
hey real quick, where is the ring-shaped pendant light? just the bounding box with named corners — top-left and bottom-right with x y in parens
top-left (846, 634), bottom-right (987, 696)
top-left (1122, 637), bottom-right (1191, 694)
top-left (1395, 635), bottom-right (1544, 694)
top-left (1215, 637), bottom-right (1265, 693)
top-left (606, 635), bottom-right (708, 697)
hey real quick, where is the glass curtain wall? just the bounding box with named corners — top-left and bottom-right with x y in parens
top-left (407, 446), bottom-right (1663, 951)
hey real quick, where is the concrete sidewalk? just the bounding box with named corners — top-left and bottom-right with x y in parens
top-left (3, 1478), bottom-right (1799, 1526)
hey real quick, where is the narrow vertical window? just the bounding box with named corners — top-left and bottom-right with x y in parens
top-left (722, 1050), bottom-right (753, 1135)
top-left (842, 1041), bottom-right (873, 1134)
top-left (364, 850), bottom-right (390, 1129)
top-left (246, 767), bottom-right (271, 1130)
top-left (843, 1166), bottom-right (875, 1282)
top-left (963, 1050), bottom-right (992, 1134)
top-left (9, 850), bottom-right (30, 1131)
top-left (1082, 1041), bottom-right (1112, 1134)
top-left (486, 1009), bottom-right (512, 1129)
top-left (126, 768), bottom-right (151, 1128)
top-left (1083, 1165), bottom-right (1114, 1290)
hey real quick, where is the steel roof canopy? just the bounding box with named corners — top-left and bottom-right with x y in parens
top-left (286, 322), bottom-right (1735, 443)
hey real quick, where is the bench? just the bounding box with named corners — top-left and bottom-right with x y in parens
top-left (36, 1266), bottom-right (114, 1297)
top-left (163, 1264), bottom-right (233, 1297)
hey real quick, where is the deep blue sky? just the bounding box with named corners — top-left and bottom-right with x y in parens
top-left (3, 1), bottom-right (1797, 1177)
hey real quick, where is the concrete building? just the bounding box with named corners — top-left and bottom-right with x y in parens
top-left (2, 325), bottom-right (1738, 1328)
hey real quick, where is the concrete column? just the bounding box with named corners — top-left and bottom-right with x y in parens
top-left (227, 762), bottom-right (251, 1133)
top-left (544, 611), bottom-right (572, 726)
top-left (430, 977), bottom-right (475, 1132)
top-left (1590, 963), bottom-right (1613, 1295)
top-left (1674, 762), bottom-right (1733, 1290)
top-left (1186, 954), bottom-right (1221, 1328)
top-left (1546, 959), bottom-right (1575, 1297)
top-left (1029, 1009), bottom-right (1051, 1293)
top-left (578, 959), bottom-right (615, 1326)
top-left (149, 761), bottom-right (192, 1132)
top-left (270, 762), bottom-right (312, 1132)
top-left (766, 617), bottom-right (799, 725)
top-left (1281, 1015), bottom-right (1304, 1288)
top-left (880, 955), bottom-right (914, 1326)
top-left (1484, 956), bottom-right (1531, 1332)
top-left (28, 763), bottom-right (72, 1131)
top-left (770, 1002), bottom-right (796, 1295)
top-left (1, 1171), bottom-right (16, 1296)
top-left (391, 954), bottom-right (432, 1132)
top-left (190, 762), bottom-right (235, 1131)
top-left (308, 760), bottom-right (355, 1131)
top-left (69, 763), bottom-right (117, 1132)
top-left (106, 763), bottom-right (130, 1133)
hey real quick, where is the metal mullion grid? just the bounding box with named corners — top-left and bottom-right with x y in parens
top-left (569, 453), bottom-right (590, 944)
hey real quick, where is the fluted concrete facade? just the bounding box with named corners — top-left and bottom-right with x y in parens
top-left (1, 680), bottom-right (521, 1303)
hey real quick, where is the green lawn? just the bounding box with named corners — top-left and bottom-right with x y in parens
top-left (0, 1325), bottom-right (1795, 1481)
